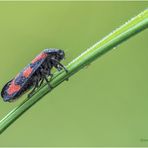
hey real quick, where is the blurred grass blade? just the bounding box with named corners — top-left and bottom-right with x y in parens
top-left (0, 9), bottom-right (148, 134)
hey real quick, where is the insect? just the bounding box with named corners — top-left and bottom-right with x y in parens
top-left (1, 48), bottom-right (68, 102)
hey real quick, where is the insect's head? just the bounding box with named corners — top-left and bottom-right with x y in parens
top-left (56, 49), bottom-right (65, 61)
top-left (44, 48), bottom-right (65, 61)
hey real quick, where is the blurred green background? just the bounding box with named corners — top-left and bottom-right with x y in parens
top-left (0, 1), bottom-right (148, 147)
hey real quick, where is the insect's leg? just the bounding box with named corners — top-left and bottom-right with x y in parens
top-left (38, 78), bottom-right (44, 87)
top-left (44, 75), bottom-right (52, 90)
top-left (51, 58), bottom-right (69, 81)
top-left (46, 63), bottom-right (53, 79)
top-left (40, 66), bottom-right (52, 90)
top-left (51, 58), bottom-right (68, 73)
top-left (28, 79), bottom-right (39, 98)
top-left (39, 73), bottom-right (53, 88)
top-left (46, 62), bottom-right (54, 81)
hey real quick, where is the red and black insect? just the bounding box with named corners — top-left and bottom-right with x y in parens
top-left (1, 48), bottom-right (67, 102)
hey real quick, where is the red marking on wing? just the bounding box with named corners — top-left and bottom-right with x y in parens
top-left (7, 80), bottom-right (21, 95)
top-left (31, 53), bottom-right (47, 64)
top-left (23, 66), bottom-right (33, 78)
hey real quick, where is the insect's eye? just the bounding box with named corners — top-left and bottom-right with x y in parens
top-left (58, 50), bottom-right (65, 58)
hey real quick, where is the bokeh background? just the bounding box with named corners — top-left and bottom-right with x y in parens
top-left (0, 1), bottom-right (148, 146)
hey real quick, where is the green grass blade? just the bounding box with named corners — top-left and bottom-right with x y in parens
top-left (0, 9), bottom-right (148, 134)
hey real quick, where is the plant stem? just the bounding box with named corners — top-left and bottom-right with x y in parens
top-left (0, 9), bottom-right (148, 134)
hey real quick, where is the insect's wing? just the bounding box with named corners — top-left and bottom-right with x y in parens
top-left (1, 79), bottom-right (13, 101)
top-left (1, 52), bottom-right (47, 101)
